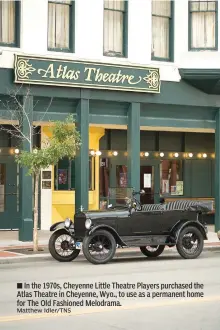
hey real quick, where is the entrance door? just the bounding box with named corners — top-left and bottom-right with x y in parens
top-left (0, 157), bottom-right (19, 229)
top-left (140, 161), bottom-right (160, 204)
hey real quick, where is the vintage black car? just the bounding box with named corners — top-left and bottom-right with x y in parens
top-left (48, 188), bottom-right (210, 265)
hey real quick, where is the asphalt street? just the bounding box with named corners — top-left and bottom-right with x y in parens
top-left (0, 248), bottom-right (220, 330)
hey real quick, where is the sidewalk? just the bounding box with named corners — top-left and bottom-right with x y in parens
top-left (0, 226), bottom-right (219, 264)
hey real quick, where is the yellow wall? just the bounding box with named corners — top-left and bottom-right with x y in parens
top-left (41, 126), bottom-right (105, 224)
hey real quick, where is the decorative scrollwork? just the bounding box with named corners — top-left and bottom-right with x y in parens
top-left (143, 70), bottom-right (160, 90)
top-left (16, 59), bottom-right (36, 79)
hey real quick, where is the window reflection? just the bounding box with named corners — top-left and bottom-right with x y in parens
top-left (99, 158), bottom-right (110, 209)
top-left (54, 157), bottom-right (94, 191)
top-left (160, 160), bottom-right (183, 196)
top-left (116, 165), bottom-right (127, 188)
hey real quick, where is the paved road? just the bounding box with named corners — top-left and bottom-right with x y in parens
top-left (0, 249), bottom-right (220, 330)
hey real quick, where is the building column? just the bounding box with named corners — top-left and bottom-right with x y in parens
top-left (19, 94), bottom-right (33, 241)
top-left (215, 110), bottom-right (220, 233)
top-left (75, 98), bottom-right (89, 211)
top-left (127, 102), bottom-right (140, 193)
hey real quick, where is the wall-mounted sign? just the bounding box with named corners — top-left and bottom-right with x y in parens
top-left (14, 55), bottom-right (161, 93)
top-left (42, 181), bottom-right (51, 189)
top-left (42, 170), bottom-right (51, 180)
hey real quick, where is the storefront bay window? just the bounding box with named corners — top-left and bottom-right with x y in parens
top-left (54, 156), bottom-right (95, 191)
top-left (160, 159), bottom-right (183, 196)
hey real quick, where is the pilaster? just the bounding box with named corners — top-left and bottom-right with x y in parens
top-left (127, 102), bottom-right (140, 193)
top-left (75, 98), bottom-right (89, 211)
top-left (19, 94), bottom-right (33, 241)
top-left (215, 110), bottom-right (220, 232)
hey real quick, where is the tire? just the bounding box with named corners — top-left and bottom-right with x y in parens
top-left (176, 226), bottom-right (204, 259)
top-left (82, 229), bottom-right (116, 265)
top-left (140, 245), bottom-right (165, 257)
top-left (48, 229), bottom-right (80, 262)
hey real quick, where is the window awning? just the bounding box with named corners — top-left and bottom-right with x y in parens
top-left (179, 69), bottom-right (220, 94)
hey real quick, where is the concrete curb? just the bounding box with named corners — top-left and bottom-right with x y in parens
top-left (0, 245), bottom-right (219, 265)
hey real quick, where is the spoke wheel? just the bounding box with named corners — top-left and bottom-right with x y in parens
top-left (82, 230), bottom-right (116, 264)
top-left (176, 226), bottom-right (204, 259)
top-left (140, 245), bottom-right (165, 257)
top-left (49, 229), bottom-right (80, 262)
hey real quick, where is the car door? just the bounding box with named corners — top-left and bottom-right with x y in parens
top-left (130, 210), bottom-right (164, 235)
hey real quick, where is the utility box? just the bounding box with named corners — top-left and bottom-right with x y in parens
top-left (19, 218), bottom-right (33, 242)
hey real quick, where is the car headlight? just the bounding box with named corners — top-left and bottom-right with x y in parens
top-left (64, 218), bottom-right (71, 228)
top-left (85, 218), bottom-right (92, 229)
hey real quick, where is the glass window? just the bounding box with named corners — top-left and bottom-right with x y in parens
top-left (99, 157), bottom-right (110, 209)
top-left (0, 0), bottom-right (18, 46)
top-left (189, 0), bottom-right (217, 49)
top-left (116, 165), bottom-right (128, 188)
top-left (48, 0), bottom-right (74, 51)
top-left (152, 0), bottom-right (173, 60)
top-left (160, 160), bottom-right (184, 196)
top-left (103, 0), bottom-right (127, 57)
top-left (0, 164), bottom-right (5, 212)
top-left (54, 157), bottom-right (94, 191)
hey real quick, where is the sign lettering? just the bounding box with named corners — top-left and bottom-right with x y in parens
top-left (14, 55), bottom-right (161, 93)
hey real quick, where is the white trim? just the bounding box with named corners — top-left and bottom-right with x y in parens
top-left (40, 166), bottom-right (52, 230)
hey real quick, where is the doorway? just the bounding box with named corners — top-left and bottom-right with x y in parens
top-left (140, 161), bottom-right (160, 204)
top-left (109, 157), bottom-right (160, 205)
top-left (0, 157), bottom-right (20, 229)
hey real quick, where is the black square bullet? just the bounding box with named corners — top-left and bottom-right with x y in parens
top-left (17, 283), bottom-right (22, 289)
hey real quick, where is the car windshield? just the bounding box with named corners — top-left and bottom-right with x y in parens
top-left (101, 187), bottom-right (134, 209)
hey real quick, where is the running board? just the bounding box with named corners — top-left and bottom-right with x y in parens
top-left (121, 235), bottom-right (170, 246)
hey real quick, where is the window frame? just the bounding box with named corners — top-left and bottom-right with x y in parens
top-left (188, 0), bottom-right (218, 51)
top-left (151, 0), bottom-right (174, 62)
top-left (54, 156), bottom-right (95, 191)
top-left (0, 0), bottom-right (20, 48)
top-left (47, 0), bottom-right (75, 53)
top-left (103, 0), bottom-right (128, 58)
top-left (160, 159), bottom-right (184, 197)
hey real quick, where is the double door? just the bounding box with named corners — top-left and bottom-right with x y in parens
top-left (110, 157), bottom-right (160, 204)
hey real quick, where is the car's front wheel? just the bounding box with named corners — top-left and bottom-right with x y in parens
top-left (49, 229), bottom-right (80, 262)
top-left (140, 245), bottom-right (165, 257)
top-left (82, 229), bottom-right (116, 264)
top-left (176, 226), bottom-right (204, 259)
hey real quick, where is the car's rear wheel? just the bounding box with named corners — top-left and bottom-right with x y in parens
top-left (82, 230), bottom-right (116, 265)
top-left (140, 245), bottom-right (165, 257)
top-left (176, 226), bottom-right (204, 259)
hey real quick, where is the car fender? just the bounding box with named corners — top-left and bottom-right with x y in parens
top-left (172, 220), bottom-right (208, 242)
top-left (50, 221), bottom-right (74, 233)
top-left (88, 225), bottom-right (127, 247)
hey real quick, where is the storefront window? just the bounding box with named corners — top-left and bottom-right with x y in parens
top-left (116, 165), bottom-right (128, 188)
top-left (54, 157), bottom-right (94, 191)
top-left (160, 160), bottom-right (184, 196)
top-left (99, 158), bottom-right (110, 208)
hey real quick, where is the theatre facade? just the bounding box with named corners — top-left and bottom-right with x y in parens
top-left (0, 54), bottom-right (220, 239)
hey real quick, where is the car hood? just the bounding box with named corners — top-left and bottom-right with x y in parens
top-left (81, 207), bottom-right (129, 219)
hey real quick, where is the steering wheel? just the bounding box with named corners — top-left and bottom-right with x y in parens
top-left (133, 198), bottom-right (142, 211)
